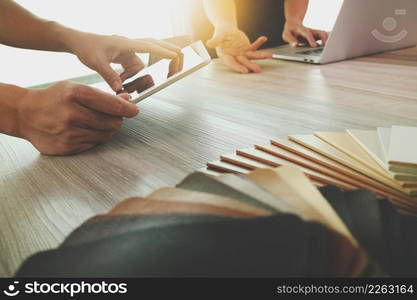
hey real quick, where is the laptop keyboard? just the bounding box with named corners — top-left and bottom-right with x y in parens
top-left (297, 48), bottom-right (324, 56)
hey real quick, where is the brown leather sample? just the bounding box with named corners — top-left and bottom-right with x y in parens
top-left (108, 197), bottom-right (269, 218)
top-left (147, 188), bottom-right (272, 217)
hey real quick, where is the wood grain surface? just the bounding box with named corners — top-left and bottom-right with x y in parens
top-left (1, 47), bottom-right (417, 277)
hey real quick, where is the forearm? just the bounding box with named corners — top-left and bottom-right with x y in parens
top-left (203, 0), bottom-right (238, 28)
top-left (0, 0), bottom-right (79, 53)
top-left (0, 83), bottom-right (27, 137)
top-left (285, 0), bottom-right (309, 24)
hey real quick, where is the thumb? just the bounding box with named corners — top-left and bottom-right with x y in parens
top-left (94, 62), bottom-right (123, 92)
top-left (207, 33), bottom-right (225, 48)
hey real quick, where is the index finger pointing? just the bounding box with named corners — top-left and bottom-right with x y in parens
top-left (127, 39), bottom-right (181, 59)
top-left (248, 36), bottom-right (268, 51)
top-left (74, 85), bottom-right (139, 118)
top-left (149, 38), bottom-right (182, 55)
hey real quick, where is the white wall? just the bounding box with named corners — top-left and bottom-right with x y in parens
top-left (304, 0), bottom-right (344, 31)
top-left (1, 0), bottom-right (344, 88)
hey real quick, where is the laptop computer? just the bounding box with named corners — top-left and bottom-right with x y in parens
top-left (272, 0), bottom-right (417, 64)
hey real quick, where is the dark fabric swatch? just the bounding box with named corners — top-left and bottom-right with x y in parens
top-left (399, 214), bottom-right (417, 277)
top-left (321, 187), bottom-right (388, 267)
top-left (17, 215), bottom-right (339, 278)
top-left (343, 190), bottom-right (389, 270)
top-left (379, 198), bottom-right (406, 276)
top-left (319, 185), bottom-right (355, 232)
top-left (62, 214), bottom-right (234, 248)
top-left (321, 186), bottom-right (417, 277)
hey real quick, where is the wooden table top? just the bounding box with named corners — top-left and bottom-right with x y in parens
top-left (1, 47), bottom-right (417, 277)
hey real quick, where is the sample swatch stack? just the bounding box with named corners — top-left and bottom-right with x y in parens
top-left (16, 126), bottom-right (417, 278)
top-left (382, 126), bottom-right (417, 179)
top-left (205, 126), bottom-right (417, 215)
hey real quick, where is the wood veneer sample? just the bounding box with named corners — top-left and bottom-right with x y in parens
top-left (393, 174), bottom-right (417, 182)
top-left (346, 129), bottom-right (388, 170)
top-left (289, 134), bottom-right (406, 194)
top-left (247, 146), bottom-right (383, 193)
top-left (246, 166), bottom-right (357, 246)
top-left (315, 131), bottom-right (416, 196)
top-left (377, 127), bottom-right (391, 162)
top-left (315, 131), bottom-right (395, 181)
top-left (388, 126), bottom-right (417, 168)
top-left (371, 127), bottom-right (417, 182)
top-left (261, 142), bottom-right (417, 206)
top-left (208, 159), bottom-right (341, 189)
top-left (108, 197), bottom-right (268, 218)
top-left (220, 154), bottom-right (271, 169)
top-left (389, 164), bottom-right (417, 176)
top-left (375, 127), bottom-right (417, 175)
top-left (207, 160), bottom-right (250, 174)
top-left (147, 187), bottom-right (272, 217)
top-left (221, 152), bottom-right (357, 191)
top-left (401, 181), bottom-right (417, 188)
top-left (405, 189), bottom-right (417, 196)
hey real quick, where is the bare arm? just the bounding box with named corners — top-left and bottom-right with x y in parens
top-left (0, 0), bottom-right (181, 91)
top-left (283, 0), bottom-right (328, 47)
top-left (203, 0), bottom-right (272, 74)
top-left (0, 0), bottom-right (72, 52)
top-left (285, 0), bottom-right (309, 25)
top-left (0, 83), bottom-right (26, 137)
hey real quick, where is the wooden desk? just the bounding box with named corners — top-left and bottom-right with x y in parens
top-left (1, 47), bottom-right (417, 277)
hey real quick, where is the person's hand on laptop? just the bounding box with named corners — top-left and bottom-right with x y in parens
top-left (206, 25), bottom-right (273, 74)
top-left (64, 32), bottom-right (182, 92)
top-left (16, 81), bottom-right (139, 156)
top-left (282, 21), bottom-right (328, 48)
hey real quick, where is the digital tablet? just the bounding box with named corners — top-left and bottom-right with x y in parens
top-left (93, 40), bottom-right (211, 103)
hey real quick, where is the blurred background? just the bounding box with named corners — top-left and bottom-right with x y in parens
top-left (0, 0), bottom-right (343, 87)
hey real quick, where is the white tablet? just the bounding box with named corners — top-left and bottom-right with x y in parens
top-left (116, 40), bottom-right (211, 103)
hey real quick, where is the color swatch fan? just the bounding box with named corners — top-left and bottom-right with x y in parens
top-left (205, 126), bottom-right (417, 214)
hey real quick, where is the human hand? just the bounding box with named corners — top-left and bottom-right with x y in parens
top-left (65, 32), bottom-right (182, 91)
top-left (282, 22), bottom-right (328, 48)
top-left (17, 81), bottom-right (139, 155)
top-left (207, 25), bottom-right (273, 74)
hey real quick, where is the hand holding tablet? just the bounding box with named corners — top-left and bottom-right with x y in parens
top-left (109, 40), bottom-right (211, 103)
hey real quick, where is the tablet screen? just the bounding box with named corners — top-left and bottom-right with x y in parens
top-left (118, 41), bottom-right (210, 102)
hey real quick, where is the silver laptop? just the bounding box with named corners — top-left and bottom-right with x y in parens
top-left (272, 0), bottom-right (417, 64)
